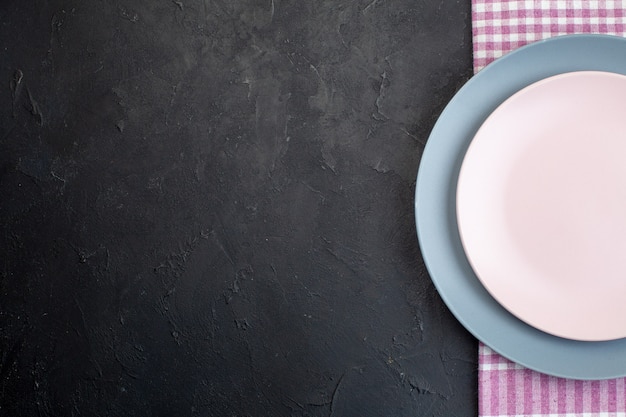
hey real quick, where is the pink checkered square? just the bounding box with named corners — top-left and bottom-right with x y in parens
top-left (473, 0), bottom-right (626, 72)
top-left (479, 344), bottom-right (626, 417)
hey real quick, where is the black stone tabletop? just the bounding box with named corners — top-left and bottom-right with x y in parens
top-left (0, 0), bottom-right (476, 415)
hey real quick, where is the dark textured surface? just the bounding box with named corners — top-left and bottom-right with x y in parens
top-left (0, 0), bottom-right (476, 415)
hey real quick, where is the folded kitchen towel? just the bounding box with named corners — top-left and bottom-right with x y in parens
top-left (472, 1), bottom-right (626, 416)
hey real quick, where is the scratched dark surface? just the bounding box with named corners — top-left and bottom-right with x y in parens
top-left (0, 0), bottom-right (476, 416)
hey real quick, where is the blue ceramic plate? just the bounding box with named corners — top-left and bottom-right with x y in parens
top-left (415, 34), bottom-right (626, 380)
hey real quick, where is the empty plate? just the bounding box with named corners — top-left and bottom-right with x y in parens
top-left (456, 71), bottom-right (626, 341)
top-left (416, 34), bottom-right (626, 379)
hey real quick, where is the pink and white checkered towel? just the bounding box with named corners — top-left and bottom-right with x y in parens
top-left (472, 1), bottom-right (626, 416)
top-left (473, 0), bottom-right (626, 73)
top-left (479, 344), bottom-right (626, 416)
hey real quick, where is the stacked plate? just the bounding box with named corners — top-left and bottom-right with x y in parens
top-left (415, 34), bottom-right (626, 380)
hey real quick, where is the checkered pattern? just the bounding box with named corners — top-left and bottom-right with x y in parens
top-left (479, 344), bottom-right (626, 417)
top-left (473, 2), bottom-right (626, 415)
top-left (472, 0), bottom-right (626, 72)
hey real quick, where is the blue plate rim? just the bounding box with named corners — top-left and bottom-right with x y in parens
top-left (415, 34), bottom-right (626, 380)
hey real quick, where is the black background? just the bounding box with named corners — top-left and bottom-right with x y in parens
top-left (1, 0), bottom-right (476, 415)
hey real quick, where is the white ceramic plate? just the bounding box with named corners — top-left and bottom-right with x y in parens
top-left (457, 71), bottom-right (626, 342)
